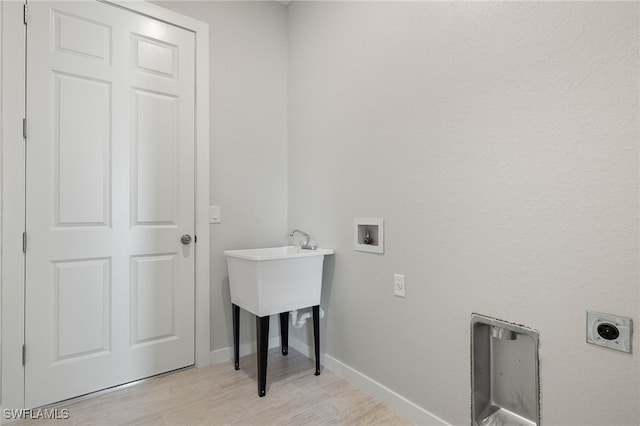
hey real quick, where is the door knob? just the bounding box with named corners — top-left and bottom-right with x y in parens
top-left (180, 234), bottom-right (192, 245)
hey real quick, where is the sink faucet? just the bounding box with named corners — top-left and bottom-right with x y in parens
top-left (289, 229), bottom-right (316, 250)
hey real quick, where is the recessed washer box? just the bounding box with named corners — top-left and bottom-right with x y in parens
top-left (586, 311), bottom-right (632, 354)
top-left (353, 218), bottom-right (383, 254)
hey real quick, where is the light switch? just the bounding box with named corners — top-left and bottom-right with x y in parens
top-left (209, 206), bottom-right (221, 224)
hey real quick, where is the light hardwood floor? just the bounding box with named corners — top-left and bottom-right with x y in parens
top-left (15, 348), bottom-right (413, 426)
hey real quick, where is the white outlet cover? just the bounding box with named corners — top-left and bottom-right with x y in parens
top-left (586, 311), bottom-right (632, 354)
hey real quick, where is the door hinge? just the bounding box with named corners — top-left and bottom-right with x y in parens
top-left (22, 118), bottom-right (27, 139)
top-left (22, 344), bottom-right (26, 366)
top-left (22, 232), bottom-right (27, 253)
top-left (23, 4), bottom-right (27, 25)
top-left (194, 235), bottom-right (197, 243)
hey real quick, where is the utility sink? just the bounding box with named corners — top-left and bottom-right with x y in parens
top-left (224, 245), bottom-right (334, 397)
top-left (224, 246), bottom-right (334, 317)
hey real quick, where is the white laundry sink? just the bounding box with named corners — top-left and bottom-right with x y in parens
top-left (224, 246), bottom-right (334, 317)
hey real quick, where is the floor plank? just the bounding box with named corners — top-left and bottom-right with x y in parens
top-left (13, 349), bottom-right (413, 426)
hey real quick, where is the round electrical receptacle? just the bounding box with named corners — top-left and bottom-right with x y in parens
top-left (597, 323), bottom-right (620, 341)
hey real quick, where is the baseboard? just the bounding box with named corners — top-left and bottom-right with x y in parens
top-left (209, 337), bottom-right (449, 425)
top-left (287, 336), bottom-right (320, 360)
top-left (209, 336), bottom-right (281, 364)
top-left (288, 337), bottom-right (450, 426)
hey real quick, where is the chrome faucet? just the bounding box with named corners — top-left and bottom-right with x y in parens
top-left (289, 229), bottom-right (316, 250)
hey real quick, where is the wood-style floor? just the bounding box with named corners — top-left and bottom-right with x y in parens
top-left (15, 348), bottom-right (413, 426)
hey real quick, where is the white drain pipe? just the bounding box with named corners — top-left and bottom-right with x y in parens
top-left (290, 308), bottom-right (324, 328)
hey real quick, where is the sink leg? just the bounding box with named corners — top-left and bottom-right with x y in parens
top-left (280, 312), bottom-right (289, 356)
top-left (313, 305), bottom-right (320, 376)
top-left (256, 315), bottom-right (270, 397)
top-left (232, 304), bottom-right (240, 370)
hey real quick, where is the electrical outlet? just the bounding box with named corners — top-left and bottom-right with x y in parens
top-left (394, 274), bottom-right (405, 298)
top-left (586, 311), bottom-right (632, 353)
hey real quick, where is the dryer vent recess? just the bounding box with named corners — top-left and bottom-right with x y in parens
top-left (471, 314), bottom-right (540, 426)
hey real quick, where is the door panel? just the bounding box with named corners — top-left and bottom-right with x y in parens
top-left (55, 72), bottom-right (111, 226)
top-left (132, 89), bottom-right (178, 225)
top-left (54, 258), bottom-right (111, 361)
top-left (25, 1), bottom-right (195, 408)
top-left (53, 10), bottom-right (111, 62)
top-left (131, 254), bottom-right (177, 345)
top-left (133, 35), bottom-right (177, 78)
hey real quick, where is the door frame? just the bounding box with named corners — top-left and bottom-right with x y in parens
top-left (1, 0), bottom-right (210, 412)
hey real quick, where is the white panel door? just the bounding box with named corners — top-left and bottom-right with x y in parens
top-left (25, 1), bottom-right (196, 408)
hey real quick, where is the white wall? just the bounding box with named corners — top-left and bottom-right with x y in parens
top-left (288, 2), bottom-right (639, 425)
top-left (3, 0), bottom-right (631, 422)
top-left (155, 1), bottom-right (289, 351)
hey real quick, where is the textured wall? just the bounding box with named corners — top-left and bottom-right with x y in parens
top-left (156, 1), bottom-right (289, 350)
top-left (288, 2), bottom-right (639, 424)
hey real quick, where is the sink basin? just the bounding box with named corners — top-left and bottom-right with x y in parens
top-left (224, 246), bottom-right (334, 317)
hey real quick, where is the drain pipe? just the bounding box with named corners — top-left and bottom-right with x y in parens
top-left (290, 308), bottom-right (324, 328)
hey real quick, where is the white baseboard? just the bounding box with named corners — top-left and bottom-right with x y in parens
top-left (209, 336), bottom-right (281, 364)
top-left (210, 337), bottom-right (449, 425)
top-left (287, 336), bottom-right (319, 360)
top-left (322, 353), bottom-right (450, 425)
top-left (288, 337), bottom-right (449, 426)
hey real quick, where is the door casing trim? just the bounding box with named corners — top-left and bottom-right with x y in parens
top-left (1, 0), bottom-right (210, 412)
